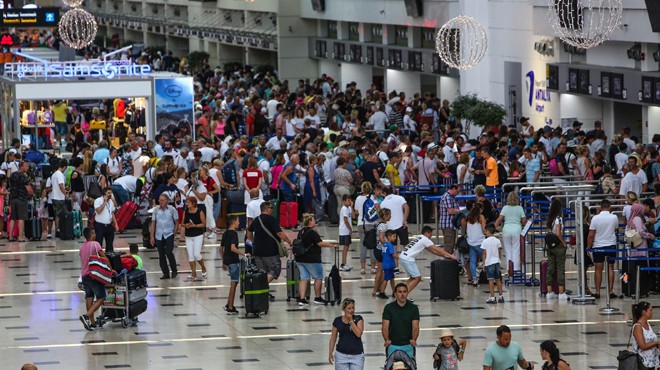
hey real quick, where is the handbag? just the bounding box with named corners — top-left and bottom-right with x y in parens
top-left (457, 236), bottom-right (470, 255)
top-left (617, 326), bottom-right (641, 370)
top-left (88, 250), bottom-right (113, 285)
top-left (625, 229), bottom-right (644, 248)
top-left (257, 216), bottom-right (287, 258)
top-left (90, 119), bottom-right (106, 130)
top-left (87, 180), bottom-right (102, 199)
top-left (544, 233), bottom-right (563, 250)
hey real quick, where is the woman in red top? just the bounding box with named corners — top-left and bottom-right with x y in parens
top-left (243, 157), bottom-right (263, 204)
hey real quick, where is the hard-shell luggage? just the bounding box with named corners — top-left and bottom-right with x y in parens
top-left (270, 199), bottom-right (280, 221)
top-left (327, 194), bottom-right (339, 225)
top-left (286, 259), bottom-right (309, 301)
top-left (622, 259), bottom-right (650, 298)
top-left (115, 201), bottom-right (138, 232)
top-left (25, 202), bottom-right (41, 240)
top-left (324, 248), bottom-right (342, 306)
top-left (280, 201), bottom-right (298, 229)
top-left (540, 260), bottom-right (559, 296)
top-left (59, 211), bottom-right (74, 240)
top-left (5, 212), bottom-right (19, 239)
top-left (228, 203), bottom-right (246, 230)
top-left (72, 209), bottom-right (82, 238)
top-left (430, 259), bottom-right (460, 301)
top-left (104, 299), bottom-right (148, 320)
top-left (126, 269), bottom-right (148, 290)
top-left (105, 252), bottom-right (124, 272)
top-left (239, 256), bottom-right (255, 298)
top-left (244, 267), bottom-right (269, 317)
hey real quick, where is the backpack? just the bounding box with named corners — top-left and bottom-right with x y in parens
top-left (64, 165), bottom-right (74, 187)
top-left (24, 150), bottom-right (45, 164)
top-left (497, 162), bottom-right (508, 186)
top-left (292, 228), bottom-right (310, 257)
top-left (120, 255), bottom-right (138, 271)
top-left (363, 194), bottom-right (379, 223)
top-left (548, 158), bottom-right (561, 176)
top-left (432, 339), bottom-right (461, 369)
top-left (222, 159), bottom-right (238, 186)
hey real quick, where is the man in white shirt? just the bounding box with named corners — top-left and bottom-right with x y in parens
top-left (51, 159), bottom-right (69, 236)
top-left (614, 145), bottom-right (629, 175)
top-left (266, 129), bottom-right (284, 152)
top-left (303, 107), bottom-right (321, 129)
top-left (587, 199), bottom-right (619, 299)
top-left (266, 95), bottom-right (280, 121)
top-left (198, 139), bottom-right (217, 163)
top-left (368, 105), bottom-right (389, 138)
top-left (628, 156), bottom-right (649, 193)
top-left (93, 187), bottom-right (118, 252)
top-left (112, 175), bottom-right (138, 206)
top-left (443, 137), bottom-right (457, 165)
top-left (380, 187), bottom-right (410, 256)
top-left (245, 189), bottom-right (265, 254)
top-left (619, 164), bottom-right (643, 197)
top-left (173, 148), bottom-right (190, 173)
top-left (399, 226), bottom-right (457, 294)
top-left (258, 151), bottom-right (272, 199)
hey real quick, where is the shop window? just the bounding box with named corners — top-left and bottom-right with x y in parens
top-left (371, 25), bottom-right (383, 44)
top-left (333, 42), bottom-right (345, 60)
top-left (421, 28), bottom-right (436, 49)
top-left (348, 23), bottom-right (359, 41)
top-left (408, 51), bottom-right (422, 71)
top-left (395, 26), bottom-right (408, 46)
top-left (388, 49), bottom-right (403, 69)
top-left (327, 21), bottom-right (338, 39)
top-left (316, 40), bottom-right (327, 58)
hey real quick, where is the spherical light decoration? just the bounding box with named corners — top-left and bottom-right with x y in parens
top-left (435, 16), bottom-right (488, 71)
top-left (547, 0), bottom-right (622, 49)
top-left (62, 0), bottom-right (84, 8)
top-left (58, 8), bottom-right (98, 49)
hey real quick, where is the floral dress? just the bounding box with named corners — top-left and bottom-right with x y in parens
top-left (633, 322), bottom-right (660, 368)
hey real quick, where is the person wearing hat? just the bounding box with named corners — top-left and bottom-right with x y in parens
top-left (398, 225), bottom-right (457, 296)
top-left (519, 117), bottom-right (534, 140)
top-left (443, 137), bottom-right (457, 165)
top-left (483, 325), bottom-right (534, 370)
top-left (433, 328), bottom-right (467, 370)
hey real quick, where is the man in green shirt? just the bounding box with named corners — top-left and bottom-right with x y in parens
top-left (381, 283), bottom-right (420, 359)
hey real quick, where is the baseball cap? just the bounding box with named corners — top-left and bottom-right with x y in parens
top-left (389, 124), bottom-right (398, 132)
top-left (426, 143), bottom-right (438, 151)
top-left (203, 106), bottom-right (211, 112)
top-left (406, 107), bottom-right (413, 113)
top-left (573, 120), bottom-right (583, 127)
top-left (446, 137), bottom-right (455, 144)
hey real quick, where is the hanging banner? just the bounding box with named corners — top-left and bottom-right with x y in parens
top-left (154, 77), bottom-right (194, 139)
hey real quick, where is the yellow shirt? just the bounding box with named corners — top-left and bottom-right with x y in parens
top-left (52, 102), bottom-right (67, 123)
top-left (385, 163), bottom-right (402, 187)
top-left (485, 157), bottom-right (499, 187)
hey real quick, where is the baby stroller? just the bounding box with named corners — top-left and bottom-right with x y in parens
top-left (384, 350), bottom-right (417, 370)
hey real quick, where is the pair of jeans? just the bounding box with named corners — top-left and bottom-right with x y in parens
top-left (469, 243), bottom-right (482, 279)
top-left (94, 221), bottom-right (115, 253)
top-left (112, 185), bottom-right (129, 207)
top-left (156, 235), bottom-right (177, 277)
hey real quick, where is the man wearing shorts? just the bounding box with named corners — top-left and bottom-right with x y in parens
top-left (399, 226), bottom-right (457, 297)
top-left (51, 160), bottom-right (69, 236)
top-left (8, 160), bottom-right (31, 242)
top-left (587, 199), bottom-right (619, 299)
top-left (438, 184), bottom-right (461, 253)
top-left (79, 227), bottom-right (111, 331)
top-left (52, 100), bottom-right (68, 149)
top-left (247, 202), bottom-right (293, 301)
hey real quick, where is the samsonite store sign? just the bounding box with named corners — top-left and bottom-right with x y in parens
top-left (4, 59), bottom-right (152, 81)
top-left (1, 8), bottom-right (59, 27)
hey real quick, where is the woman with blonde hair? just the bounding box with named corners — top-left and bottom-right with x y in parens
top-left (296, 213), bottom-right (339, 305)
top-left (495, 192), bottom-right (527, 275)
top-left (456, 152), bottom-right (473, 184)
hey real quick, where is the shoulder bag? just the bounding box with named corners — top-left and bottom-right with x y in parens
top-left (625, 228), bottom-right (644, 248)
top-left (257, 215), bottom-right (287, 257)
top-left (617, 325), bottom-right (641, 370)
top-left (88, 249), bottom-right (113, 285)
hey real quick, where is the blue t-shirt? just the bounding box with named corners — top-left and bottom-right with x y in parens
top-left (482, 340), bottom-right (524, 370)
top-left (382, 242), bottom-right (396, 269)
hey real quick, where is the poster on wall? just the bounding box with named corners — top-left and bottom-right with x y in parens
top-left (642, 76), bottom-right (653, 103)
top-left (568, 68), bottom-right (578, 93)
top-left (612, 73), bottom-right (624, 99)
top-left (154, 77), bottom-right (194, 139)
top-left (601, 72), bottom-right (611, 97)
top-left (578, 69), bottom-right (590, 95)
top-left (655, 78), bottom-right (660, 104)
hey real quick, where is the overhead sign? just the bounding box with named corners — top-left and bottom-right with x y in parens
top-left (1, 8), bottom-right (60, 27)
top-left (4, 59), bottom-right (152, 80)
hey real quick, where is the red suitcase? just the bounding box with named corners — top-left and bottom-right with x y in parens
top-left (540, 260), bottom-right (559, 295)
top-left (115, 201), bottom-right (138, 232)
top-left (279, 202), bottom-right (298, 228)
top-left (5, 212), bottom-right (19, 239)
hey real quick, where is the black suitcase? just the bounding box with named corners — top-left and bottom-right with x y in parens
top-left (25, 203), bottom-right (41, 241)
top-left (622, 259), bottom-right (650, 298)
top-left (59, 211), bottom-right (74, 240)
top-left (430, 259), bottom-right (460, 301)
top-left (142, 216), bottom-right (154, 249)
top-left (105, 252), bottom-right (124, 272)
top-left (327, 193), bottom-right (339, 225)
top-left (104, 299), bottom-right (148, 320)
top-left (239, 256), bottom-right (255, 298)
top-left (244, 268), bottom-right (269, 317)
top-left (126, 269), bottom-right (148, 290)
top-left (324, 249), bottom-right (342, 306)
top-left (286, 259), bottom-right (309, 301)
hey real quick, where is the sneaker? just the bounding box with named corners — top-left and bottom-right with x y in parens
top-left (472, 282), bottom-right (479, 287)
top-left (486, 297), bottom-right (497, 304)
top-left (498, 296), bottom-right (505, 303)
top-left (376, 292), bottom-right (389, 299)
top-left (223, 304), bottom-right (229, 311)
top-left (79, 314), bottom-right (92, 331)
top-left (298, 298), bottom-right (309, 306)
top-left (546, 292), bottom-right (557, 299)
top-left (206, 231), bottom-right (216, 238)
top-left (339, 264), bottom-right (352, 272)
top-left (226, 307), bottom-right (239, 315)
top-left (269, 294), bottom-right (276, 302)
top-left (558, 293), bottom-right (569, 300)
top-left (394, 268), bottom-right (401, 274)
top-left (360, 269), bottom-right (366, 275)
top-left (47, 234), bottom-right (52, 239)
top-left (313, 297), bottom-right (326, 305)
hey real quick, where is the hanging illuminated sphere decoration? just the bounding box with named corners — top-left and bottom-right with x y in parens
top-left (547, 0), bottom-right (622, 49)
top-left (62, 0), bottom-right (84, 8)
top-left (58, 8), bottom-right (98, 49)
top-left (435, 15), bottom-right (488, 71)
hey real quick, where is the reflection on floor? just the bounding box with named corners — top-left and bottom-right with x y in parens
top-left (0, 223), bottom-right (643, 369)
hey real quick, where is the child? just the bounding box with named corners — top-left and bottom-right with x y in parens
top-left (338, 194), bottom-right (353, 272)
top-left (222, 215), bottom-right (245, 315)
top-left (377, 230), bottom-right (398, 299)
top-left (433, 328), bottom-right (467, 370)
top-left (482, 223), bottom-right (504, 304)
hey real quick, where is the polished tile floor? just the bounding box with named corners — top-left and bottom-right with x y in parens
top-left (0, 223), bottom-right (648, 370)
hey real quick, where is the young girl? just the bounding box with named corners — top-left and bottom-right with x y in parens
top-left (433, 328), bottom-right (467, 370)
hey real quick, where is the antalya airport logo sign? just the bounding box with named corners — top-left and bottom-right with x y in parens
top-left (4, 59), bottom-right (152, 81)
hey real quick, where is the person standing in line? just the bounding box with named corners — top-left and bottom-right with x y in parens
top-left (483, 325), bottom-right (534, 370)
top-left (587, 199), bottom-right (619, 299)
top-left (50, 159), bottom-right (69, 238)
top-left (545, 199), bottom-right (569, 300)
top-left (495, 192), bottom-right (527, 275)
top-left (296, 213), bottom-right (339, 306)
top-left (354, 182), bottom-right (377, 275)
top-left (151, 194), bottom-right (179, 280)
top-left (381, 283), bottom-right (420, 359)
top-left (328, 298), bottom-right (365, 370)
top-left (338, 194), bottom-right (354, 272)
top-left (93, 187), bottom-right (118, 253)
top-left (380, 186), bottom-right (409, 273)
top-left (78, 227), bottom-right (112, 331)
top-left (438, 184), bottom-right (461, 254)
top-left (183, 196), bottom-right (208, 281)
top-left (482, 224), bottom-right (505, 304)
top-left (631, 301), bottom-right (660, 370)
top-left (222, 215), bottom-right (247, 315)
top-left (245, 188), bottom-right (265, 254)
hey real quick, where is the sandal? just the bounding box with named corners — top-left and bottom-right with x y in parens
top-left (186, 275), bottom-right (196, 281)
top-left (202, 272), bottom-right (208, 279)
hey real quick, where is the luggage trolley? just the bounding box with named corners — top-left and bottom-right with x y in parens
top-left (98, 270), bottom-right (148, 328)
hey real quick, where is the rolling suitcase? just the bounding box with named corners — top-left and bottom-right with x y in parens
top-left (270, 199), bottom-right (280, 221)
top-left (217, 197), bottom-right (229, 229)
top-left (126, 269), bottom-right (148, 290)
top-left (59, 211), bottom-right (74, 240)
top-left (286, 259), bottom-right (309, 301)
top-left (244, 266), bottom-right (269, 317)
top-left (228, 203), bottom-right (246, 230)
top-left (327, 194), bottom-right (339, 225)
top-left (240, 256), bottom-right (255, 298)
top-left (105, 252), bottom-right (124, 272)
top-left (115, 201), bottom-right (138, 232)
top-left (280, 201), bottom-right (298, 229)
top-left (622, 259), bottom-right (650, 298)
top-left (25, 202), bottom-right (41, 241)
top-left (540, 260), bottom-right (559, 296)
top-left (324, 249), bottom-right (342, 306)
top-left (72, 209), bottom-right (82, 238)
top-left (103, 299), bottom-right (148, 320)
top-left (430, 259), bottom-right (460, 301)
top-left (5, 208), bottom-right (19, 239)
